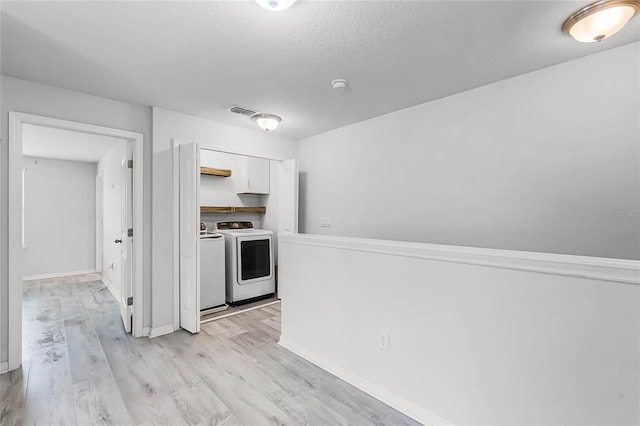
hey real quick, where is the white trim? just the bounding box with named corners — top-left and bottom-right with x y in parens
top-left (172, 138), bottom-right (192, 331)
top-left (8, 112), bottom-right (24, 371)
top-left (101, 275), bottom-right (125, 310)
top-left (142, 326), bottom-right (150, 337)
top-left (7, 112), bottom-right (146, 371)
top-left (95, 172), bottom-right (104, 274)
top-left (149, 324), bottom-right (175, 338)
top-left (278, 337), bottom-right (451, 426)
top-left (131, 131), bottom-right (145, 338)
top-left (23, 269), bottom-right (98, 282)
top-left (199, 143), bottom-right (290, 162)
top-left (200, 300), bottom-right (281, 324)
top-left (279, 233), bottom-right (640, 285)
top-left (0, 362), bottom-right (8, 374)
top-left (102, 277), bottom-right (122, 305)
top-left (21, 168), bottom-right (26, 248)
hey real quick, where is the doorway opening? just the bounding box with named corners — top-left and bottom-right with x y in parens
top-left (172, 139), bottom-right (298, 334)
top-left (7, 112), bottom-right (144, 371)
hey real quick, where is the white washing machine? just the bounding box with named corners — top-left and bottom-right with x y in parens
top-left (214, 221), bottom-right (275, 305)
top-left (199, 232), bottom-right (226, 312)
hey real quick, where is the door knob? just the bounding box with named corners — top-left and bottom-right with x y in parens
top-left (114, 239), bottom-right (123, 244)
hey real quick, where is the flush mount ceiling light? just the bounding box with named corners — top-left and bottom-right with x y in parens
top-left (228, 105), bottom-right (282, 132)
top-left (255, 0), bottom-right (298, 12)
top-left (252, 113), bottom-right (282, 131)
top-left (562, 0), bottom-right (640, 42)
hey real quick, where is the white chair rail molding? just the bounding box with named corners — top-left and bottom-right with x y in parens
top-left (277, 233), bottom-right (640, 426)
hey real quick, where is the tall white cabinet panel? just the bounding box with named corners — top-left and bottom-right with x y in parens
top-left (178, 141), bottom-right (200, 334)
top-left (278, 159), bottom-right (299, 234)
top-left (236, 156), bottom-right (270, 194)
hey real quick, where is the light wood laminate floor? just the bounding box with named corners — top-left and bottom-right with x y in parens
top-left (1, 274), bottom-right (419, 426)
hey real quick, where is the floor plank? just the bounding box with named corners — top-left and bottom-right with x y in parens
top-left (72, 372), bottom-right (132, 426)
top-left (87, 301), bottom-right (186, 425)
top-left (171, 381), bottom-right (241, 425)
top-left (2, 273), bottom-right (420, 426)
top-left (23, 345), bottom-right (77, 425)
top-left (64, 313), bottom-right (113, 384)
top-left (0, 368), bottom-right (26, 426)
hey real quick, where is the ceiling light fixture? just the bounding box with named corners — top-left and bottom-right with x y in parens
top-left (252, 113), bottom-right (282, 131)
top-left (562, 0), bottom-right (640, 42)
top-left (254, 0), bottom-right (298, 12)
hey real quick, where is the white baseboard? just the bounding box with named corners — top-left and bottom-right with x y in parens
top-left (23, 269), bottom-right (97, 281)
top-left (101, 276), bottom-right (123, 304)
top-left (278, 337), bottom-right (451, 426)
top-left (0, 361), bottom-right (8, 374)
top-left (142, 327), bottom-right (151, 337)
top-left (149, 324), bottom-right (175, 338)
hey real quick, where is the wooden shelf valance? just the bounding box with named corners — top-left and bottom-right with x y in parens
top-left (201, 206), bottom-right (266, 214)
top-left (200, 167), bottom-right (231, 177)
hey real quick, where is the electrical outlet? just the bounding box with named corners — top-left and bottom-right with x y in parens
top-left (319, 217), bottom-right (332, 228)
top-left (319, 217), bottom-right (333, 235)
top-left (378, 331), bottom-right (389, 351)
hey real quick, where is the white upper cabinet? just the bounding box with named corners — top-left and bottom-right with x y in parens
top-left (236, 156), bottom-right (270, 194)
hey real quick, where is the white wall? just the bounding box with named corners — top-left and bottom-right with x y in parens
top-left (97, 141), bottom-right (127, 298)
top-left (0, 75), bottom-right (152, 364)
top-left (297, 42), bottom-right (640, 260)
top-left (22, 157), bottom-right (96, 278)
top-left (152, 107), bottom-right (296, 334)
top-left (279, 233), bottom-right (640, 425)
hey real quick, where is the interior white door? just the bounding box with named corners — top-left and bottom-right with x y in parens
top-left (119, 144), bottom-right (134, 333)
top-left (179, 142), bottom-right (201, 333)
top-left (278, 159), bottom-right (299, 233)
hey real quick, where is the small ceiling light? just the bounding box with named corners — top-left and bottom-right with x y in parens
top-left (252, 113), bottom-right (281, 131)
top-left (562, 0), bottom-right (640, 42)
top-left (331, 79), bottom-right (349, 91)
top-left (255, 0), bottom-right (298, 12)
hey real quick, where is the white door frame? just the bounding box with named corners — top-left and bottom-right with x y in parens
top-left (171, 140), bottom-right (293, 331)
top-left (7, 112), bottom-right (145, 370)
top-left (96, 172), bottom-right (104, 274)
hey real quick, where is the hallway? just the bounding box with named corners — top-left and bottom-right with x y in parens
top-left (1, 274), bottom-right (417, 425)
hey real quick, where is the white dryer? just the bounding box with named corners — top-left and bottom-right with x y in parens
top-left (214, 221), bottom-right (275, 305)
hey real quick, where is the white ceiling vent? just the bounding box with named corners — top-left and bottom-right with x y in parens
top-left (228, 105), bottom-right (257, 117)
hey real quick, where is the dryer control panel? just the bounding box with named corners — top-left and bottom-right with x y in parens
top-left (215, 221), bottom-right (254, 230)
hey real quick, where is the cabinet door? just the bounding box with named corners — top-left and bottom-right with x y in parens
top-left (179, 142), bottom-right (200, 334)
top-left (249, 157), bottom-right (270, 194)
top-left (236, 157), bottom-right (270, 194)
top-left (278, 159), bottom-right (298, 233)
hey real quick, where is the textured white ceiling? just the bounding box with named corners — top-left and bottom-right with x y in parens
top-left (2, 1), bottom-right (639, 140)
top-left (23, 124), bottom-right (123, 163)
